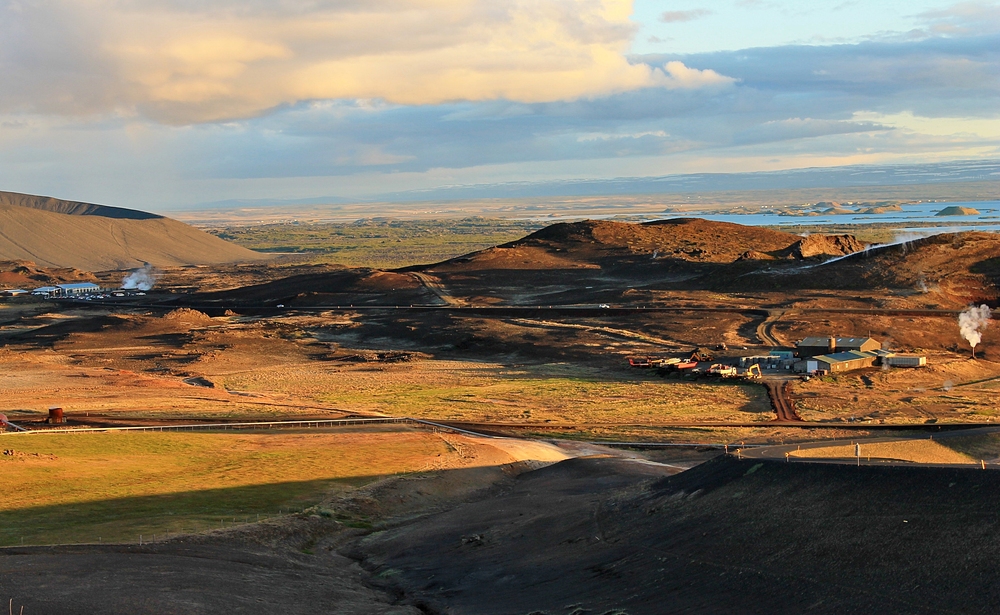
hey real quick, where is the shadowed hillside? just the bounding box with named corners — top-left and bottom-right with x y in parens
top-left (0, 192), bottom-right (263, 271)
top-left (0, 191), bottom-right (161, 220)
top-left (358, 455), bottom-right (1000, 614)
top-left (782, 231), bottom-right (1000, 302)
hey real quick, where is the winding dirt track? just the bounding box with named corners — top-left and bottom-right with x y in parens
top-left (755, 310), bottom-right (784, 347)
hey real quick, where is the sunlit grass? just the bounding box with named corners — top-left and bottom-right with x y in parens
top-left (222, 365), bottom-right (771, 424)
top-left (0, 426), bottom-right (450, 546)
top-left (208, 218), bottom-right (542, 268)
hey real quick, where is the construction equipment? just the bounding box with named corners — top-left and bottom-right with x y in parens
top-left (741, 364), bottom-right (762, 380)
top-left (707, 364), bottom-right (739, 378)
top-left (628, 357), bottom-right (653, 368)
top-left (690, 348), bottom-right (714, 362)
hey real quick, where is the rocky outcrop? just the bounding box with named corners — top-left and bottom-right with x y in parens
top-left (786, 235), bottom-right (866, 259)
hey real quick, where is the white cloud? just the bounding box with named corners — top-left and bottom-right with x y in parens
top-left (0, 0), bottom-right (735, 124)
top-left (657, 61), bottom-right (738, 89)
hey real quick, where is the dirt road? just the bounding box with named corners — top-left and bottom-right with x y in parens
top-left (765, 379), bottom-right (801, 422)
top-left (408, 272), bottom-right (460, 306)
top-left (755, 309), bottom-right (784, 347)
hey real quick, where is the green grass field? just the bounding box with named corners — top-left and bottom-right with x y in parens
top-left (220, 363), bottom-right (772, 425)
top-left (209, 218), bottom-right (542, 268)
top-left (0, 427), bottom-right (451, 546)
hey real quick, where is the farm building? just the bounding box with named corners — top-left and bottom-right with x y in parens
top-left (31, 286), bottom-right (60, 296)
top-left (795, 350), bottom-right (877, 374)
top-left (796, 336), bottom-right (880, 357)
top-left (2, 289), bottom-right (29, 297)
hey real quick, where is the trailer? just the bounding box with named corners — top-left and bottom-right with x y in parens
top-left (652, 357), bottom-right (682, 368)
top-left (885, 355), bottom-right (927, 368)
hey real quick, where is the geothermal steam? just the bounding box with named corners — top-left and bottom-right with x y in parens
top-left (122, 264), bottom-right (157, 291)
top-left (959, 304), bottom-right (992, 358)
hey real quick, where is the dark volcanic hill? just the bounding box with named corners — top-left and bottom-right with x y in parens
top-left (193, 267), bottom-right (436, 307)
top-left (0, 191), bottom-right (262, 271)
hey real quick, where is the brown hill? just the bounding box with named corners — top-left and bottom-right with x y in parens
top-left (0, 260), bottom-right (97, 287)
top-left (790, 231), bottom-right (1000, 302)
top-left (937, 205), bottom-right (980, 216)
top-left (0, 191), bottom-right (262, 270)
top-left (433, 219), bottom-right (864, 271)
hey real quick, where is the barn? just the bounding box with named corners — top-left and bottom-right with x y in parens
top-left (797, 336), bottom-right (881, 357)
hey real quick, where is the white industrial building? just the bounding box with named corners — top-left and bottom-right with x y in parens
top-left (31, 283), bottom-right (101, 297)
top-left (57, 283), bottom-right (101, 296)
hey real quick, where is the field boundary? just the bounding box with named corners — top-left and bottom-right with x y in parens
top-left (0, 417), bottom-right (411, 435)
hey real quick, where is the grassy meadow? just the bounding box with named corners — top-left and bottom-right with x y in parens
top-left (0, 426), bottom-right (451, 546)
top-left (209, 218), bottom-right (542, 268)
top-left (220, 362), bottom-right (772, 425)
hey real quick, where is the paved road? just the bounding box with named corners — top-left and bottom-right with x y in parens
top-left (64, 297), bottom-right (973, 319)
top-left (739, 425), bottom-right (1000, 467)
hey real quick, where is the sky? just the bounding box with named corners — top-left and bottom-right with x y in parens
top-left (0, 0), bottom-right (999, 212)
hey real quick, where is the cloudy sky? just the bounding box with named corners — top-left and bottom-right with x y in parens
top-left (1, 0), bottom-right (999, 211)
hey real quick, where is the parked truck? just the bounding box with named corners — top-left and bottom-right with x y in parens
top-left (707, 364), bottom-right (739, 378)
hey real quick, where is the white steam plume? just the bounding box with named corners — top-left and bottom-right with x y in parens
top-left (122, 263), bottom-right (157, 291)
top-left (959, 304), bottom-right (992, 355)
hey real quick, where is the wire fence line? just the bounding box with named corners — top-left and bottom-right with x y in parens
top-left (0, 416), bottom-right (411, 436)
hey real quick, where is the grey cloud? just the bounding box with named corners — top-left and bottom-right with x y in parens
top-left (193, 32), bottom-right (1000, 178)
top-left (636, 33), bottom-right (1000, 117)
top-left (916, 2), bottom-right (1000, 37)
top-left (730, 119), bottom-right (892, 146)
top-left (659, 9), bottom-right (712, 23)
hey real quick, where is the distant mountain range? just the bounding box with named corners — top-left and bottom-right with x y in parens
top-left (178, 159), bottom-right (1000, 210)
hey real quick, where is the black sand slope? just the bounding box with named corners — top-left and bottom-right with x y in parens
top-left (359, 456), bottom-right (1000, 615)
top-left (4, 457), bottom-right (1000, 614)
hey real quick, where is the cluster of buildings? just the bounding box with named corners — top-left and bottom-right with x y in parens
top-left (793, 336), bottom-right (925, 374)
top-left (2, 283), bottom-right (102, 298)
top-left (737, 336), bottom-right (927, 375)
